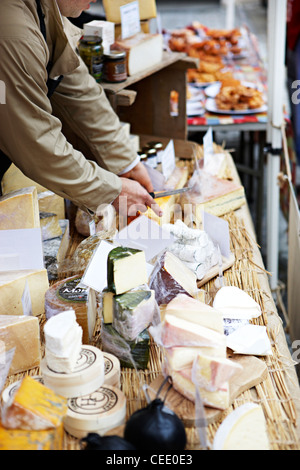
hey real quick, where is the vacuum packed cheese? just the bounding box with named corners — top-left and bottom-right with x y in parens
top-left (114, 33), bottom-right (163, 76)
top-left (41, 345), bottom-right (105, 398)
top-left (213, 403), bottom-right (270, 450)
top-left (107, 246), bottom-right (148, 295)
top-left (45, 275), bottom-right (98, 344)
top-left (102, 0), bottom-right (157, 23)
top-left (1, 376), bottom-right (68, 430)
top-left (0, 268), bottom-right (49, 316)
top-left (0, 186), bottom-right (40, 229)
top-left (44, 310), bottom-right (83, 374)
top-left (0, 315), bottom-right (41, 375)
top-left (63, 385), bottom-right (126, 439)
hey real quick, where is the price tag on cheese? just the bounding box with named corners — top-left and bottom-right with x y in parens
top-left (203, 127), bottom-right (214, 168)
top-left (161, 140), bottom-right (176, 181)
top-left (81, 240), bottom-right (118, 293)
top-left (120, 1), bottom-right (141, 39)
top-left (202, 211), bottom-right (231, 259)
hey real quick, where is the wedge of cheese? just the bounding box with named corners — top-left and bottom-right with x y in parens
top-left (180, 170), bottom-right (245, 224)
top-left (193, 353), bottom-right (242, 390)
top-left (0, 315), bottom-right (41, 375)
top-left (102, 0), bottom-right (157, 23)
top-left (161, 314), bottom-right (227, 349)
top-left (40, 212), bottom-right (62, 241)
top-left (164, 345), bottom-right (227, 371)
top-left (114, 33), bottom-right (163, 76)
top-left (0, 422), bottom-right (64, 450)
top-left (107, 246), bottom-right (148, 295)
top-left (1, 163), bottom-right (47, 195)
top-left (165, 294), bottom-right (224, 334)
top-left (0, 269), bottom-right (49, 317)
top-left (213, 285), bottom-right (262, 320)
top-left (38, 190), bottom-right (65, 220)
top-left (0, 187), bottom-right (40, 229)
top-left (213, 403), bottom-right (270, 450)
top-left (1, 376), bottom-right (68, 431)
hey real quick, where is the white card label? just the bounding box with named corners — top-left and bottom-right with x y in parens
top-left (202, 211), bottom-right (231, 259)
top-left (161, 140), bottom-right (176, 181)
top-left (22, 280), bottom-right (33, 316)
top-left (120, 1), bottom-right (141, 39)
top-left (203, 127), bottom-right (214, 167)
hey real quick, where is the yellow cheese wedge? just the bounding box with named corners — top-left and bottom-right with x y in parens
top-left (0, 422), bottom-right (64, 450)
top-left (102, 0), bottom-right (157, 23)
top-left (1, 376), bottom-right (68, 430)
top-left (38, 190), bottom-right (65, 220)
top-left (40, 212), bottom-right (62, 241)
top-left (0, 187), bottom-right (40, 229)
top-left (0, 315), bottom-right (41, 375)
top-left (1, 163), bottom-right (47, 195)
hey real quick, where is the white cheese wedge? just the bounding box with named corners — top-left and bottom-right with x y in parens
top-left (213, 285), bottom-right (262, 320)
top-left (161, 314), bottom-right (226, 349)
top-left (213, 403), bottom-right (270, 450)
top-left (0, 187), bottom-right (40, 229)
top-left (226, 324), bottom-right (273, 356)
top-left (165, 294), bottom-right (224, 334)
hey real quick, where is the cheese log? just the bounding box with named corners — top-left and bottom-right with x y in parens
top-left (107, 246), bottom-right (148, 295)
top-left (0, 186), bottom-right (40, 229)
top-left (0, 315), bottom-right (41, 375)
top-left (40, 211), bottom-right (62, 241)
top-left (213, 285), bottom-right (262, 320)
top-left (44, 310), bottom-right (83, 374)
top-left (102, 0), bottom-right (157, 23)
top-left (114, 33), bottom-right (163, 76)
top-left (1, 163), bottom-right (47, 195)
top-left (1, 376), bottom-right (68, 431)
top-left (168, 367), bottom-right (229, 409)
top-left (213, 403), bottom-right (270, 450)
top-left (144, 166), bottom-right (189, 226)
top-left (0, 269), bottom-right (49, 317)
top-left (180, 170), bottom-right (245, 224)
top-left (164, 344), bottom-right (227, 372)
top-left (149, 251), bottom-right (198, 305)
top-left (165, 294), bottom-right (224, 334)
top-left (112, 288), bottom-right (157, 341)
top-left (45, 276), bottom-right (98, 344)
top-left (38, 190), bottom-right (65, 220)
top-left (193, 353), bottom-right (243, 390)
top-left (0, 422), bottom-right (64, 450)
top-left (161, 314), bottom-right (226, 349)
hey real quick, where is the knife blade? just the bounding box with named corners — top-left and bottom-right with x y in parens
top-left (149, 187), bottom-right (191, 199)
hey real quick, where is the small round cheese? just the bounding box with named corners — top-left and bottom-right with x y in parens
top-left (63, 385), bottom-right (126, 439)
top-left (103, 352), bottom-right (120, 388)
top-left (41, 345), bottom-right (104, 398)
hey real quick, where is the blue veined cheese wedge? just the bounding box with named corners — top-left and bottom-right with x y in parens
top-left (107, 247), bottom-right (148, 295)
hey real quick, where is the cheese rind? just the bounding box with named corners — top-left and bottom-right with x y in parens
top-left (0, 186), bottom-right (40, 229)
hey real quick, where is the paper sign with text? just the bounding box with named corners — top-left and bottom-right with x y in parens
top-left (120, 1), bottom-right (141, 39)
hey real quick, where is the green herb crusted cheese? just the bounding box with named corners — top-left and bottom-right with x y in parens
top-left (107, 246), bottom-right (148, 295)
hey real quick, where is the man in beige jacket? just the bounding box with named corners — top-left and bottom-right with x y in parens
top-left (0, 0), bottom-right (162, 219)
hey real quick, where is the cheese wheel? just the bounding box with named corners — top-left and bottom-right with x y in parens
top-left (103, 353), bottom-right (121, 388)
top-left (63, 385), bottom-right (126, 439)
top-left (41, 346), bottom-right (104, 398)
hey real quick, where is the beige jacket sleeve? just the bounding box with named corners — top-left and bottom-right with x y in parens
top-left (0, 34), bottom-right (135, 213)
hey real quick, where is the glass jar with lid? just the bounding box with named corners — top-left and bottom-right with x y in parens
top-left (78, 36), bottom-right (104, 83)
top-left (103, 50), bottom-right (127, 83)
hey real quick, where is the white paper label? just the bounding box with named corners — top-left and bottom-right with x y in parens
top-left (203, 127), bottom-right (214, 167)
top-left (161, 140), bottom-right (176, 181)
top-left (0, 228), bottom-right (44, 272)
top-left (22, 280), bottom-right (33, 316)
top-left (81, 240), bottom-right (118, 292)
top-left (120, 1), bottom-right (141, 39)
top-left (202, 211), bottom-right (231, 259)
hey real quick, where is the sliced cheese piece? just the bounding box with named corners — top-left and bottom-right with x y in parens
top-left (0, 315), bottom-right (41, 375)
top-left (45, 275), bottom-right (98, 344)
top-left (44, 310), bottom-right (83, 374)
top-left (0, 422), bottom-right (64, 450)
top-left (103, 353), bottom-right (121, 388)
top-left (165, 293), bottom-right (224, 334)
top-left (213, 403), bottom-right (270, 450)
top-left (149, 251), bottom-right (198, 305)
top-left (1, 163), bottom-right (47, 195)
top-left (164, 345), bottom-right (227, 372)
top-left (38, 190), bottom-right (65, 220)
top-left (41, 345), bottom-right (105, 399)
top-left (181, 170), bottom-right (245, 224)
top-left (102, 0), bottom-right (157, 23)
top-left (107, 246), bottom-right (148, 295)
top-left (114, 33), bottom-right (163, 76)
top-left (193, 353), bottom-right (243, 390)
top-left (0, 186), bottom-right (40, 229)
top-left (1, 376), bottom-right (68, 430)
top-left (161, 314), bottom-right (226, 349)
top-left (213, 285), bottom-right (262, 320)
top-left (63, 385), bottom-right (126, 439)
top-left (40, 211), bottom-right (62, 241)
top-left (0, 269), bottom-right (49, 317)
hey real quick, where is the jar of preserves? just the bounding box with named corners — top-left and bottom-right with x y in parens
top-left (78, 36), bottom-right (104, 82)
top-left (103, 50), bottom-right (127, 83)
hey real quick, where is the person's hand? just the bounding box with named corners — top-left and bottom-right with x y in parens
top-left (112, 177), bottom-right (163, 218)
top-left (120, 162), bottom-right (154, 193)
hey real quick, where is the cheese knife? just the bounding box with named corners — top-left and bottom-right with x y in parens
top-left (149, 187), bottom-right (191, 199)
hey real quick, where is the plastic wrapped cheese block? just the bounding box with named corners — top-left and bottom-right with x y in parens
top-left (0, 315), bottom-right (41, 375)
top-left (41, 345), bottom-right (105, 398)
top-left (0, 186), bottom-right (40, 229)
top-left (213, 285), bottom-right (262, 320)
top-left (213, 403), bottom-right (270, 450)
top-left (107, 246), bottom-right (148, 295)
top-left (45, 275), bottom-right (98, 344)
top-left (63, 385), bottom-right (126, 439)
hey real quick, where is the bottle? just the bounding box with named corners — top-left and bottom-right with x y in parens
top-left (78, 36), bottom-right (104, 82)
